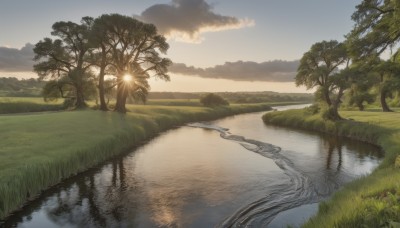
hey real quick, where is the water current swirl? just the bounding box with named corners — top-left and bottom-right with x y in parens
top-left (188, 122), bottom-right (322, 227)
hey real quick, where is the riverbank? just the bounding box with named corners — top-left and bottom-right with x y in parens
top-left (0, 102), bottom-right (297, 221)
top-left (262, 108), bottom-right (400, 227)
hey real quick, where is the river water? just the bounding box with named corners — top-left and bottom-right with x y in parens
top-left (1, 104), bottom-right (383, 228)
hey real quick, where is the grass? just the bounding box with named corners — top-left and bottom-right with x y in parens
top-left (0, 102), bottom-right (280, 220)
top-left (0, 96), bottom-right (308, 114)
top-left (0, 97), bottom-right (64, 114)
top-left (262, 108), bottom-right (400, 227)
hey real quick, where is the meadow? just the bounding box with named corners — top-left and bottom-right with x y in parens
top-left (262, 108), bottom-right (400, 227)
top-left (0, 97), bottom-right (64, 114)
top-left (0, 102), bottom-right (287, 220)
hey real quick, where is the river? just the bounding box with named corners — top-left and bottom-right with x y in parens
top-left (1, 104), bottom-right (383, 228)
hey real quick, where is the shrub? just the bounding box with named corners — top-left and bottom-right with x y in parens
top-left (200, 93), bottom-right (229, 107)
top-left (395, 155), bottom-right (400, 168)
top-left (304, 103), bottom-right (320, 115)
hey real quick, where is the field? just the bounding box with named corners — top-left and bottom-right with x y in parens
top-left (138, 99), bottom-right (201, 106)
top-left (0, 97), bottom-right (64, 114)
top-left (262, 108), bottom-right (400, 227)
top-left (0, 102), bottom-right (281, 220)
top-left (0, 96), bottom-right (308, 114)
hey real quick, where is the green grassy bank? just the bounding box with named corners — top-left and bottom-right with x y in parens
top-left (0, 103), bottom-right (282, 221)
top-left (262, 109), bottom-right (400, 227)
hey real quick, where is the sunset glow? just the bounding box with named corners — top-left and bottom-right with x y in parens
top-left (123, 74), bottom-right (133, 82)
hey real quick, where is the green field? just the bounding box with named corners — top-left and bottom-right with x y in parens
top-left (0, 102), bottom-right (282, 220)
top-left (138, 99), bottom-right (201, 106)
top-left (0, 96), bottom-right (308, 114)
top-left (262, 108), bottom-right (400, 227)
top-left (0, 97), bottom-right (64, 114)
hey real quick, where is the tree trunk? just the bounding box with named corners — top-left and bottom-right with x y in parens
top-left (357, 103), bottom-right (365, 111)
top-left (98, 48), bottom-right (108, 111)
top-left (73, 60), bottom-right (87, 109)
top-left (114, 82), bottom-right (128, 113)
top-left (380, 90), bottom-right (392, 112)
top-left (328, 87), bottom-right (344, 121)
top-left (75, 84), bottom-right (87, 109)
top-left (328, 105), bottom-right (342, 121)
top-left (323, 87), bottom-right (332, 106)
top-left (98, 71), bottom-right (108, 111)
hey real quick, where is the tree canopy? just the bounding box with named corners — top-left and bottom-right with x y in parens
top-left (347, 0), bottom-right (400, 58)
top-left (296, 40), bottom-right (349, 119)
top-left (33, 14), bottom-right (172, 112)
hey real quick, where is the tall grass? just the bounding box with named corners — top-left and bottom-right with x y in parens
top-left (0, 97), bottom-right (64, 114)
top-left (0, 103), bottom-right (274, 220)
top-left (262, 108), bottom-right (400, 227)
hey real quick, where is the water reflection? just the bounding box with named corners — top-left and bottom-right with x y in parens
top-left (1, 106), bottom-right (382, 228)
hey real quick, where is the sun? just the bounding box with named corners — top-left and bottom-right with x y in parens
top-left (123, 74), bottom-right (133, 82)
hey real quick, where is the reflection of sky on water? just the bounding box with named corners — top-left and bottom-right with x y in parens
top-left (3, 105), bottom-right (382, 228)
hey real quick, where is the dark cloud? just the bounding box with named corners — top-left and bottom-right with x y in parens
top-left (0, 43), bottom-right (34, 72)
top-left (137, 0), bottom-right (254, 43)
top-left (169, 60), bottom-right (299, 82)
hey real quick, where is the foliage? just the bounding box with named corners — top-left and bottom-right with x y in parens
top-left (33, 17), bottom-right (95, 108)
top-left (91, 14), bottom-right (172, 113)
top-left (347, 0), bottom-right (400, 59)
top-left (344, 0), bottom-right (400, 113)
top-left (0, 103), bottom-right (274, 220)
top-left (304, 103), bottom-right (321, 115)
top-left (395, 155), bottom-right (400, 169)
top-left (200, 93), bottom-right (229, 107)
top-left (296, 40), bottom-right (349, 120)
top-left (0, 77), bottom-right (45, 97)
top-left (147, 91), bottom-right (314, 104)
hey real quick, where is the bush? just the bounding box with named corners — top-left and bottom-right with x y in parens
top-left (395, 155), bottom-right (400, 168)
top-left (200, 93), bottom-right (229, 107)
top-left (305, 103), bottom-right (320, 115)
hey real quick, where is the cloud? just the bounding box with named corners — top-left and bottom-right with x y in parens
top-left (137, 0), bottom-right (254, 43)
top-left (0, 43), bottom-right (34, 72)
top-left (169, 60), bottom-right (299, 82)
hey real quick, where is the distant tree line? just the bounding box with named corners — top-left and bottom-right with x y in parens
top-left (148, 91), bottom-right (314, 103)
top-left (0, 77), bottom-right (314, 105)
top-left (296, 0), bottom-right (400, 120)
top-left (0, 77), bottom-right (45, 97)
top-left (200, 93), bottom-right (229, 107)
top-left (33, 14), bottom-right (171, 113)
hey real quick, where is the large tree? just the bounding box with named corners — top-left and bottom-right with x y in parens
top-left (346, 1), bottom-right (400, 112)
top-left (94, 14), bottom-right (171, 113)
top-left (347, 0), bottom-right (400, 59)
top-left (89, 17), bottom-right (114, 111)
top-left (296, 40), bottom-right (349, 120)
top-left (346, 69), bottom-right (377, 111)
top-left (374, 58), bottom-right (400, 111)
top-left (33, 17), bottom-right (95, 108)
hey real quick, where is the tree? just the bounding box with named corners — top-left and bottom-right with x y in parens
top-left (200, 93), bottom-right (229, 107)
top-left (89, 17), bottom-right (115, 111)
top-left (33, 17), bottom-right (94, 109)
top-left (339, 59), bottom-right (377, 111)
top-left (94, 14), bottom-right (171, 113)
top-left (347, 0), bottom-right (400, 59)
top-left (346, 1), bottom-right (400, 112)
top-left (374, 58), bottom-right (400, 111)
top-left (346, 74), bottom-right (376, 111)
top-left (296, 40), bottom-right (349, 120)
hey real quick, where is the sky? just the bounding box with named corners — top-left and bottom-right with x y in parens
top-left (0, 0), bottom-right (360, 92)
